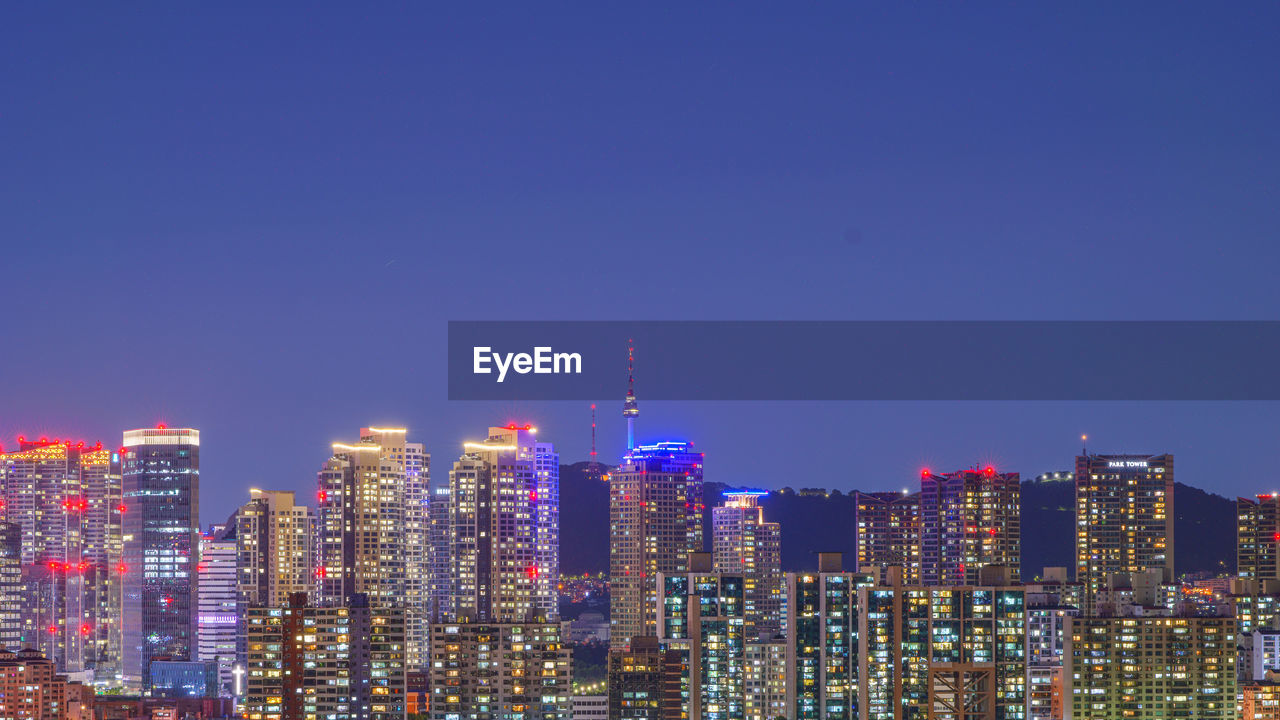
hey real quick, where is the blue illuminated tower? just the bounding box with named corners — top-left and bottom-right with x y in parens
top-left (623, 340), bottom-right (638, 451)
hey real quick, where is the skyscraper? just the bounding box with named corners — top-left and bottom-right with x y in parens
top-left (315, 427), bottom-right (430, 668)
top-left (784, 553), bottom-right (873, 720)
top-left (446, 424), bottom-right (556, 622)
top-left (657, 554), bottom-right (747, 720)
top-left (121, 425), bottom-right (200, 692)
top-left (713, 490), bottom-right (783, 636)
top-left (427, 486), bottom-right (453, 621)
top-left (854, 490), bottom-right (921, 584)
top-left (1074, 454), bottom-right (1173, 610)
top-left (235, 489), bottom-right (315, 608)
top-left (608, 440), bottom-right (705, 650)
top-left (0, 438), bottom-right (123, 676)
top-left (197, 524), bottom-right (238, 697)
top-left (0, 522), bottom-right (20, 651)
top-left (920, 466), bottom-right (1021, 586)
top-left (1240, 493), bottom-right (1280, 581)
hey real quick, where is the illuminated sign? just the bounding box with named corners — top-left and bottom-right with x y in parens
top-left (1107, 460), bottom-right (1149, 469)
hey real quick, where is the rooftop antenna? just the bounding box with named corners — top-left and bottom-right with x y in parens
top-left (623, 339), bottom-right (639, 451)
top-left (1081, 434), bottom-right (1088, 456)
top-left (589, 404), bottom-right (600, 480)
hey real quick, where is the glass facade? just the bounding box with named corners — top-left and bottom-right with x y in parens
top-left (121, 427), bottom-right (200, 692)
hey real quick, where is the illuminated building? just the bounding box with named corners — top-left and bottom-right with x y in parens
top-left (783, 553), bottom-right (874, 720)
top-left (573, 694), bottom-right (608, 720)
top-left (445, 424), bottom-right (556, 622)
top-left (854, 490), bottom-right (921, 584)
top-left (1065, 613), bottom-right (1234, 720)
top-left (0, 522), bottom-right (20, 650)
top-left (606, 636), bottom-right (679, 720)
top-left (1026, 601), bottom-right (1077, 720)
top-left (427, 619), bottom-right (571, 720)
top-left (0, 438), bottom-right (122, 676)
top-left (0, 647), bottom-right (84, 719)
top-left (608, 440), bottom-right (704, 650)
top-left (1240, 493), bottom-right (1280, 580)
top-left (427, 485), bottom-right (453, 620)
top-left (920, 466), bottom-right (1021, 586)
top-left (316, 427), bottom-right (430, 669)
top-left (713, 490), bottom-right (783, 636)
top-left (1074, 454), bottom-right (1173, 612)
top-left (244, 593), bottom-right (405, 720)
top-left (858, 567), bottom-right (1026, 720)
top-left (1242, 679), bottom-right (1280, 720)
top-left (121, 426), bottom-right (200, 692)
top-left (656, 554), bottom-right (746, 720)
top-left (196, 524), bottom-right (237, 697)
top-left (744, 639), bottom-right (788, 720)
top-left (1247, 630), bottom-right (1280, 682)
top-left (236, 490), bottom-right (315, 608)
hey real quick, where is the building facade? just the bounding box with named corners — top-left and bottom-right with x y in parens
top-left (1065, 613), bottom-right (1234, 720)
top-left (445, 425), bottom-right (554, 623)
top-left (609, 441), bottom-right (704, 650)
top-left (1240, 493), bottom-right (1280, 581)
top-left (244, 593), bottom-right (406, 720)
top-left (1074, 454), bottom-right (1173, 611)
top-left (858, 572), bottom-right (1027, 720)
top-left (427, 619), bottom-right (571, 719)
top-left (712, 490), bottom-right (783, 636)
top-left (121, 426), bottom-right (200, 692)
top-left (0, 438), bottom-right (122, 676)
top-left (854, 491), bottom-right (921, 584)
top-left (920, 467), bottom-right (1021, 586)
top-left (196, 524), bottom-right (238, 697)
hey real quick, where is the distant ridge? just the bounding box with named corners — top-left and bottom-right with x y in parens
top-left (557, 461), bottom-right (1236, 578)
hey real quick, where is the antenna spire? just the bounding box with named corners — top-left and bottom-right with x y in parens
top-left (623, 339), bottom-right (639, 450)
top-left (589, 404), bottom-right (600, 480)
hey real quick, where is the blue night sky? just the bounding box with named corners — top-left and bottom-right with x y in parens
top-left (3, 3), bottom-right (1279, 527)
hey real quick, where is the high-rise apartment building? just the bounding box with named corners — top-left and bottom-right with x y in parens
top-left (656, 555), bottom-right (747, 720)
top-left (1074, 454), bottom-right (1173, 610)
top-left (445, 424), bottom-right (556, 622)
top-left (196, 524), bottom-right (238, 698)
top-left (609, 441), bottom-right (704, 650)
top-left (121, 426), bottom-right (200, 692)
top-left (606, 636), bottom-right (679, 720)
top-left (244, 593), bottom-right (406, 720)
top-left (427, 619), bottom-right (572, 719)
top-left (0, 438), bottom-right (123, 676)
top-left (1026, 601), bottom-right (1077, 720)
top-left (316, 427), bottom-right (430, 669)
top-left (712, 490), bottom-right (783, 636)
top-left (1240, 493), bottom-right (1280, 581)
top-left (784, 553), bottom-right (874, 720)
top-left (920, 467), bottom-right (1021, 586)
top-left (1065, 613), bottom-right (1234, 720)
top-left (427, 486), bottom-right (453, 620)
top-left (236, 490), bottom-right (315, 609)
top-left (854, 490), bottom-right (921, 584)
top-left (0, 522), bottom-right (21, 651)
top-left (858, 570), bottom-right (1027, 720)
